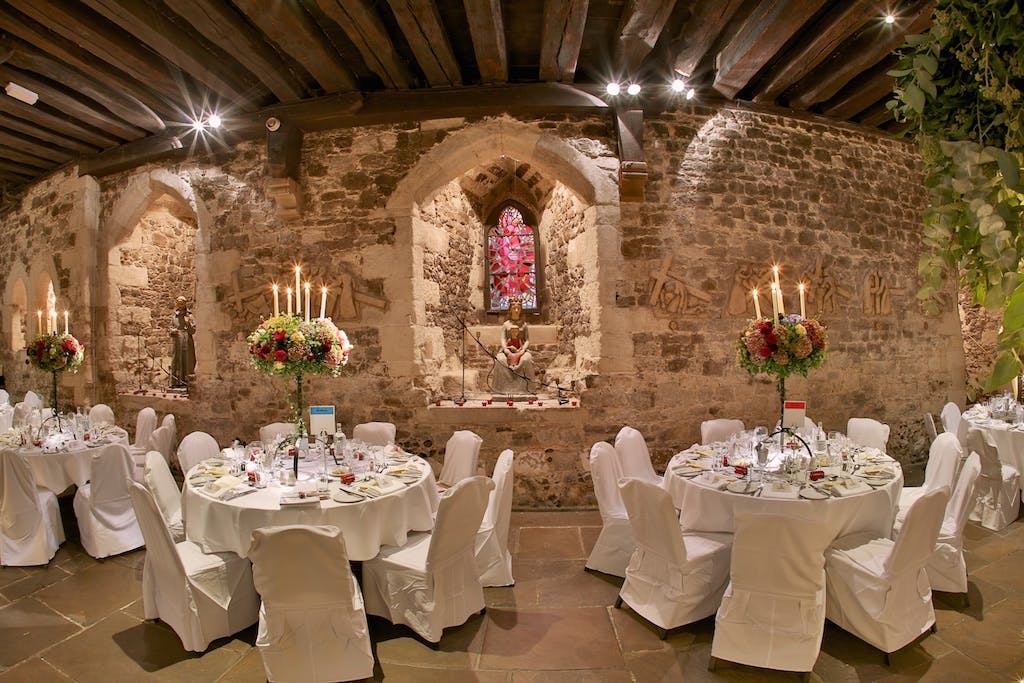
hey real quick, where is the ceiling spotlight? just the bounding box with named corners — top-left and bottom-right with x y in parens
top-left (190, 118), bottom-right (206, 133)
top-left (207, 113), bottom-right (222, 128)
top-left (686, 88), bottom-right (696, 100)
top-left (670, 78), bottom-right (686, 93)
top-left (627, 83), bottom-right (641, 96)
top-left (4, 81), bottom-right (38, 105)
top-left (605, 82), bottom-right (621, 96)
top-left (884, 13), bottom-right (896, 24)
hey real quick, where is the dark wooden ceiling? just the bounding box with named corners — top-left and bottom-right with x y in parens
top-left (0, 0), bottom-right (933, 201)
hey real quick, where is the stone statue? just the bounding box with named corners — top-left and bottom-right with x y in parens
top-left (170, 295), bottom-right (196, 389)
top-left (493, 299), bottom-right (535, 396)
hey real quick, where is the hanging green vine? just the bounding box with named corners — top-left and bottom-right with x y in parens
top-left (889, 0), bottom-right (1024, 389)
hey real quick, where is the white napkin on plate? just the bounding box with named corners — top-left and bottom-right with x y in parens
top-left (691, 471), bottom-right (733, 490)
top-left (760, 481), bottom-right (800, 499)
top-left (834, 479), bottom-right (872, 497)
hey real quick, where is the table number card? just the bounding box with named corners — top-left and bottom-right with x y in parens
top-left (309, 405), bottom-right (335, 435)
top-left (783, 400), bottom-right (807, 430)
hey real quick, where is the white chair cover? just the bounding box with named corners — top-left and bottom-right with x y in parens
top-left (362, 476), bottom-right (494, 643)
top-left (0, 389), bottom-right (8, 405)
top-left (149, 425), bottom-right (175, 463)
top-left (23, 391), bottom-right (43, 409)
top-left (177, 431), bottom-right (221, 474)
top-left (11, 402), bottom-right (30, 428)
top-left (161, 413), bottom-right (177, 450)
top-left (352, 422), bottom-right (396, 446)
top-left (940, 402), bottom-right (961, 435)
top-left (585, 442), bottom-right (634, 577)
top-left (917, 453), bottom-right (980, 594)
top-left (825, 487), bottom-right (949, 654)
top-left (924, 413), bottom-right (938, 442)
top-left (89, 403), bottom-right (116, 426)
top-left (846, 417), bottom-right (890, 452)
top-left (134, 407), bottom-right (158, 450)
top-left (475, 449), bottom-right (514, 587)
top-left (618, 478), bottom-right (731, 632)
top-left (128, 481), bottom-right (260, 652)
top-left (73, 443), bottom-right (144, 558)
top-left (0, 408), bottom-right (11, 433)
top-left (897, 432), bottom-right (960, 521)
top-left (438, 430), bottom-right (483, 487)
top-left (250, 525), bottom-right (375, 683)
top-left (966, 427), bottom-right (1021, 531)
top-left (0, 448), bottom-right (65, 566)
top-left (614, 426), bottom-right (662, 484)
top-left (260, 422), bottom-right (298, 446)
top-left (711, 508), bottom-right (835, 674)
top-left (700, 419), bottom-right (745, 445)
top-left (144, 450), bottom-right (184, 543)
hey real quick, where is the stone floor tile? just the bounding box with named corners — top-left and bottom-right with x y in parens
top-left (373, 663), bottom-right (508, 682)
top-left (120, 598), bottom-right (146, 620)
top-left (967, 535), bottom-right (1023, 565)
top-left (579, 526), bottom-right (601, 555)
top-left (608, 603), bottom-right (673, 654)
top-left (0, 658), bottom-right (73, 682)
top-left (0, 568), bottom-right (28, 591)
top-left (875, 651), bottom-right (1001, 682)
top-left (371, 612), bottom-right (486, 669)
top-left (514, 527), bottom-right (583, 560)
top-left (478, 607), bottom-right (623, 671)
top-left (215, 648), bottom-right (265, 683)
top-left (534, 561), bottom-right (620, 608)
top-left (34, 563), bottom-right (142, 627)
top-left (0, 598), bottom-right (80, 667)
top-left (971, 549), bottom-right (1024, 593)
top-left (106, 549), bottom-right (147, 572)
top-left (50, 547), bottom-right (98, 576)
top-left (511, 511), bottom-right (601, 528)
top-left (0, 566), bottom-right (70, 602)
top-left (512, 669), bottom-right (631, 682)
top-left (933, 597), bottom-right (1024, 675)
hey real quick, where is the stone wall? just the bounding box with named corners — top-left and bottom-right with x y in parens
top-left (958, 286), bottom-right (1002, 400)
top-left (0, 105), bottom-right (968, 507)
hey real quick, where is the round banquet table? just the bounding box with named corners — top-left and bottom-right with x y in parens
top-left (183, 455), bottom-right (441, 561)
top-left (663, 443), bottom-right (903, 542)
top-left (19, 427), bottom-right (130, 493)
top-left (960, 405), bottom-right (1024, 493)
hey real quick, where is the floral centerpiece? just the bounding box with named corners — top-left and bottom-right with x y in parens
top-left (738, 314), bottom-right (828, 421)
top-left (27, 332), bottom-right (85, 419)
top-left (247, 315), bottom-right (352, 435)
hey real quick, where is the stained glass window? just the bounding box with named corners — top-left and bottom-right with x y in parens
top-left (488, 205), bottom-right (538, 311)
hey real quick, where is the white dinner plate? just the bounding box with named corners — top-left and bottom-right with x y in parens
top-left (726, 481), bottom-right (756, 494)
top-left (799, 486), bottom-right (829, 500)
top-left (331, 490), bottom-right (364, 504)
top-left (673, 467), bottom-right (705, 477)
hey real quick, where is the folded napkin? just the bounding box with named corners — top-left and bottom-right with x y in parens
top-left (858, 464), bottom-right (895, 477)
top-left (203, 475), bottom-right (248, 499)
top-left (384, 463), bottom-right (421, 476)
top-left (691, 471), bottom-right (734, 490)
top-left (760, 482), bottom-right (800, 499)
top-left (354, 476), bottom-right (405, 496)
top-left (834, 479), bottom-right (872, 497)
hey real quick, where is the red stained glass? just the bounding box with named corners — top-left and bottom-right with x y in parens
top-left (488, 206), bottom-right (537, 310)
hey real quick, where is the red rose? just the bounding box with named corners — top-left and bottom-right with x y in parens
top-left (758, 321), bottom-right (773, 334)
top-left (758, 346), bottom-right (772, 359)
top-left (274, 350), bottom-right (288, 362)
top-left (765, 333), bottom-right (778, 347)
top-left (62, 339), bottom-right (77, 353)
top-left (322, 342), bottom-right (332, 352)
top-left (273, 330), bottom-right (287, 342)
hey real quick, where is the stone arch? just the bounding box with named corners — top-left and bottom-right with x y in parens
top-left (3, 264), bottom-right (30, 350)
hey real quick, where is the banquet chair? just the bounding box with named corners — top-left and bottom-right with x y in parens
top-left (23, 391), bottom-right (43, 409)
top-left (161, 413), bottom-right (177, 451)
top-left (0, 408), bottom-right (11, 433)
top-left (133, 407), bottom-right (158, 452)
top-left (615, 478), bottom-right (731, 638)
top-left (709, 508), bottom-right (835, 678)
top-left (11, 401), bottom-right (30, 428)
top-left (128, 481), bottom-right (260, 652)
top-left (475, 449), bottom-right (515, 587)
top-left (144, 424), bottom-right (176, 480)
top-left (585, 442), bottom-right (635, 577)
top-left (846, 417), bottom-right (890, 452)
top-left (895, 453), bottom-right (981, 599)
top-left (260, 422), bottom-right (298, 446)
top-left (177, 431), bottom-right (221, 474)
top-left (966, 427), bottom-right (1021, 531)
top-left (0, 388), bottom-right (8, 405)
top-left (940, 402), bottom-right (961, 435)
top-left (700, 419), bottom-right (745, 445)
top-left (249, 525), bottom-right (375, 683)
top-left (0, 448), bottom-right (65, 566)
top-left (73, 443), bottom-right (144, 558)
top-left (896, 433), bottom-right (960, 523)
top-left (89, 403), bottom-right (116, 426)
top-left (614, 426), bottom-right (662, 485)
top-left (924, 413), bottom-right (938, 442)
top-left (825, 487), bottom-right (949, 662)
top-left (144, 450), bottom-right (185, 543)
top-left (352, 421), bottom-right (396, 446)
top-left (437, 430), bottom-right (483, 488)
top-left (362, 476), bottom-right (494, 644)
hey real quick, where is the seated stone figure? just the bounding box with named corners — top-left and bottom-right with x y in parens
top-left (493, 299), bottom-right (535, 396)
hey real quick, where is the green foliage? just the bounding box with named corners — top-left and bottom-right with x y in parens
top-left (890, 0), bottom-right (1024, 386)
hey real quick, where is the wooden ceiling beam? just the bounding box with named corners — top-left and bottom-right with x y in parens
top-left (386, 0), bottom-right (462, 87)
top-left (462, 0), bottom-right (508, 84)
top-left (0, 12), bottom-right (172, 128)
top-left (751, 0), bottom-right (882, 104)
top-left (0, 128), bottom-right (77, 162)
top-left (314, 0), bottom-right (413, 89)
top-left (788, 0), bottom-right (933, 109)
top-left (713, 0), bottom-right (829, 99)
top-left (671, 0), bottom-right (745, 78)
top-left (0, 159), bottom-right (38, 178)
top-left (540, 0), bottom-right (589, 83)
top-left (81, 0), bottom-right (264, 110)
top-left (0, 144), bottom-right (55, 170)
top-left (819, 57), bottom-right (898, 120)
top-left (163, 0), bottom-right (308, 103)
top-left (614, 0), bottom-right (678, 75)
top-left (855, 99), bottom-right (895, 127)
top-left (232, 0), bottom-right (357, 93)
top-left (0, 64), bottom-right (145, 141)
top-left (0, 97), bottom-right (116, 148)
top-left (78, 134), bottom-right (184, 178)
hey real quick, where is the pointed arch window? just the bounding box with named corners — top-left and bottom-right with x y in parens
top-left (487, 204), bottom-right (539, 312)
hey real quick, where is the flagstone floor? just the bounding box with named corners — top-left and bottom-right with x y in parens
top-left (1, 486), bottom-right (1022, 682)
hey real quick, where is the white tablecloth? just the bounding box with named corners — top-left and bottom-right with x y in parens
top-left (20, 427), bottom-right (130, 493)
top-left (183, 456), bottom-right (441, 561)
top-left (961, 406), bottom-right (1024, 491)
top-left (663, 446), bottom-right (903, 541)
top-left (0, 408), bottom-right (12, 432)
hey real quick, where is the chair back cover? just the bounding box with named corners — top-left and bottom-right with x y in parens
top-left (427, 476), bottom-right (494, 571)
top-left (177, 431), bottom-right (220, 473)
top-left (0, 389), bottom-right (8, 405)
top-left (0, 448), bottom-right (44, 544)
top-left (885, 487), bottom-right (949, 576)
top-left (700, 419), bottom-right (745, 445)
top-left (144, 450), bottom-right (182, 525)
top-left (134, 407), bottom-right (158, 449)
top-left (88, 444), bottom-right (138, 530)
top-left (438, 430), bottom-right (483, 486)
top-left (251, 525), bottom-right (359, 609)
top-left (940, 402), bottom-right (961, 435)
top-left (129, 480), bottom-right (185, 578)
top-left (476, 449), bottom-right (515, 587)
top-left (161, 414), bottom-right (177, 448)
top-left (614, 426), bottom-right (661, 483)
top-left (945, 453), bottom-right (981, 537)
top-left (846, 418), bottom-right (890, 452)
top-left (590, 442), bottom-right (627, 521)
top-left (924, 413), bottom-right (938, 442)
top-left (259, 422), bottom-right (298, 446)
top-left (965, 427), bottom-right (1003, 480)
top-left (619, 478), bottom-right (687, 567)
top-left (149, 425), bottom-right (175, 465)
top-left (11, 402), bottom-right (29, 428)
top-left (924, 432), bottom-right (961, 492)
top-left (352, 422), bottom-right (396, 446)
top-left (89, 403), bottom-right (116, 426)
top-left (23, 391), bottom-right (42, 409)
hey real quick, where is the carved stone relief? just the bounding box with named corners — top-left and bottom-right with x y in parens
top-left (862, 271), bottom-right (906, 316)
top-left (648, 254), bottom-right (710, 319)
top-left (228, 268), bottom-right (387, 321)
